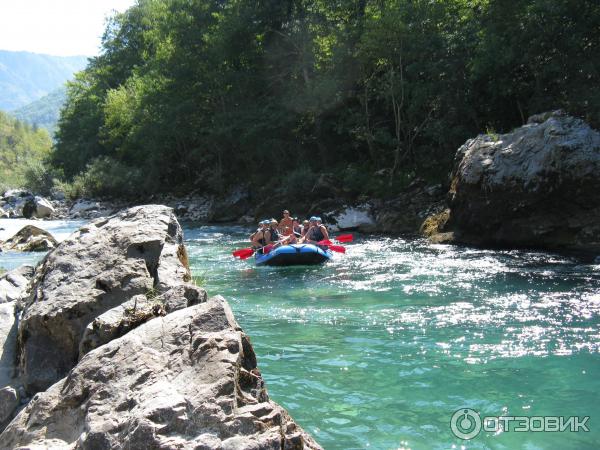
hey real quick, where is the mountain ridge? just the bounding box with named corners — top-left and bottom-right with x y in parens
top-left (0, 49), bottom-right (88, 111)
top-left (12, 87), bottom-right (67, 135)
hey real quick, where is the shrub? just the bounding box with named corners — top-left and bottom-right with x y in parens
top-left (69, 156), bottom-right (145, 199)
top-left (23, 162), bottom-right (57, 196)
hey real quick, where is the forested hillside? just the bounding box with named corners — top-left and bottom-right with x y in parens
top-left (13, 87), bottom-right (67, 135)
top-left (0, 111), bottom-right (52, 191)
top-left (51, 0), bottom-right (600, 200)
top-left (0, 50), bottom-right (87, 111)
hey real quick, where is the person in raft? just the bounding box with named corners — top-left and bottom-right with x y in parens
top-left (266, 219), bottom-right (282, 244)
top-left (278, 210), bottom-right (294, 236)
top-left (300, 216), bottom-right (329, 244)
top-left (271, 217), bottom-right (300, 246)
top-left (261, 218), bottom-right (288, 253)
top-left (300, 219), bottom-right (310, 237)
top-left (292, 217), bottom-right (302, 237)
top-left (250, 220), bottom-right (269, 249)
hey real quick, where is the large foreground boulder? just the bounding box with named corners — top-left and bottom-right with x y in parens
top-left (440, 110), bottom-right (600, 253)
top-left (0, 266), bottom-right (33, 393)
top-left (1, 297), bottom-right (321, 449)
top-left (0, 270), bottom-right (27, 430)
top-left (0, 266), bottom-right (33, 430)
top-left (16, 205), bottom-right (200, 394)
top-left (0, 204), bottom-right (320, 448)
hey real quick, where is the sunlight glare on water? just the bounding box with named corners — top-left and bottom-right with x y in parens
top-left (186, 224), bottom-right (600, 450)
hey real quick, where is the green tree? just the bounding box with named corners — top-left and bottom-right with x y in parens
top-left (0, 111), bottom-right (52, 191)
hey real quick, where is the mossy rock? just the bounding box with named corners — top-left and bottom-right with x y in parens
top-left (420, 209), bottom-right (450, 237)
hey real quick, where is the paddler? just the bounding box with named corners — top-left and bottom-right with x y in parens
top-left (250, 220), bottom-right (269, 249)
top-left (300, 216), bottom-right (329, 244)
top-left (300, 219), bottom-right (310, 237)
top-left (266, 219), bottom-right (281, 244)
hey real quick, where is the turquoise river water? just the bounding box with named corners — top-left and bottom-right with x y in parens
top-left (1, 219), bottom-right (599, 449)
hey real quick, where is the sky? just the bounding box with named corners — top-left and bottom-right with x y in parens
top-left (0, 0), bottom-right (137, 57)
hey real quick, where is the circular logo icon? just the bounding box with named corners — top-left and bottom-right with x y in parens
top-left (450, 408), bottom-right (482, 440)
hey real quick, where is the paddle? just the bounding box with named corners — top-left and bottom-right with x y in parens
top-left (335, 234), bottom-right (353, 243)
top-left (317, 240), bottom-right (346, 253)
top-left (232, 248), bottom-right (255, 259)
top-left (233, 239), bottom-right (287, 260)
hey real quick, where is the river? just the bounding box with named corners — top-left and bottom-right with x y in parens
top-left (2, 219), bottom-right (600, 449)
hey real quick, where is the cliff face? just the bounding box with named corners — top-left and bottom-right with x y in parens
top-left (0, 205), bottom-right (321, 449)
top-left (436, 111), bottom-right (600, 254)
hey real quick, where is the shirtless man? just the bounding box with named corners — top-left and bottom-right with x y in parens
top-left (278, 210), bottom-right (294, 236)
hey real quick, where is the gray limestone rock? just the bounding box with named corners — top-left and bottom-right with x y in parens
top-left (1, 297), bottom-right (321, 449)
top-left (16, 205), bottom-right (197, 394)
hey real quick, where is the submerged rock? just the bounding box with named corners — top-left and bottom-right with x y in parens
top-left (441, 110), bottom-right (600, 253)
top-left (2, 226), bottom-right (58, 252)
top-left (2, 297), bottom-right (321, 449)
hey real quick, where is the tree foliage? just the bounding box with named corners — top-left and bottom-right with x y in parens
top-left (52, 0), bottom-right (600, 199)
top-left (0, 111), bottom-right (52, 192)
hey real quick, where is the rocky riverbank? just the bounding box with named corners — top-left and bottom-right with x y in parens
top-left (0, 205), bottom-right (321, 449)
top-left (1, 180), bottom-right (446, 236)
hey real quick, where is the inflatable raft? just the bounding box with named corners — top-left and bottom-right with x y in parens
top-left (255, 243), bottom-right (332, 266)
